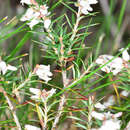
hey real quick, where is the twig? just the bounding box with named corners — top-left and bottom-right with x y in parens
top-left (70, 7), bottom-right (81, 41)
top-left (51, 95), bottom-right (65, 130)
top-left (0, 88), bottom-right (22, 130)
top-left (52, 6), bottom-right (82, 129)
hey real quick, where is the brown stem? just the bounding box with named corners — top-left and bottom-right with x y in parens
top-left (0, 88), bottom-right (22, 130)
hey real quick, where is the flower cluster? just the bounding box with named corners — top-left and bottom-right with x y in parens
top-left (96, 48), bottom-right (129, 75)
top-left (29, 88), bottom-right (56, 102)
top-left (92, 102), bottom-right (122, 130)
top-left (0, 60), bottom-right (17, 75)
top-left (34, 64), bottom-right (53, 83)
top-left (20, 0), bottom-right (51, 29)
top-left (75, 0), bottom-right (98, 15)
top-left (92, 111), bottom-right (122, 130)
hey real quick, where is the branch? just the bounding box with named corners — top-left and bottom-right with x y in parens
top-left (0, 88), bottom-right (22, 130)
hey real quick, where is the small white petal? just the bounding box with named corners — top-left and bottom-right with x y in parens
top-left (44, 19), bottom-right (51, 29)
top-left (25, 124), bottom-right (41, 130)
top-left (95, 102), bottom-right (106, 110)
top-left (88, 0), bottom-right (98, 4)
top-left (113, 112), bottom-right (122, 118)
top-left (20, 0), bottom-right (32, 5)
top-left (99, 119), bottom-right (121, 130)
top-left (103, 95), bottom-right (115, 107)
top-left (47, 88), bottom-right (56, 98)
top-left (91, 111), bottom-right (104, 120)
top-left (27, 19), bottom-right (41, 29)
top-left (7, 65), bottom-right (17, 71)
top-left (77, 0), bottom-right (98, 15)
top-left (40, 5), bottom-right (49, 16)
top-left (30, 95), bottom-right (40, 100)
top-left (20, 8), bottom-right (36, 21)
top-left (29, 88), bottom-right (41, 95)
top-left (0, 61), bottom-right (7, 74)
top-left (81, 8), bottom-right (89, 14)
top-left (120, 90), bottom-right (129, 97)
top-left (120, 48), bottom-right (130, 61)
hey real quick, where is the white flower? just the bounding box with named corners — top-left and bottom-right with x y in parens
top-left (99, 119), bottom-right (121, 130)
top-left (35, 64), bottom-right (53, 83)
top-left (112, 112), bottom-right (122, 118)
top-left (96, 55), bottom-right (124, 75)
top-left (20, 2), bottom-right (51, 29)
top-left (91, 111), bottom-right (105, 120)
top-left (77, 0), bottom-right (98, 15)
top-left (96, 47), bottom-right (130, 75)
top-left (29, 88), bottom-right (56, 102)
top-left (20, 0), bottom-right (32, 5)
top-left (95, 102), bottom-right (107, 111)
top-left (25, 124), bottom-right (41, 130)
top-left (40, 5), bottom-right (50, 16)
top-left (20, 8), bottom-right (40, 21)
top-left (103, 95), bottom-right (115, 107)
top-left (20, 8), bottom-right (42, 29)
top-left (0, 60), bottom-right (17, 75)
top-left (29, 88), bottom-right (41, 100)
top-left (41, 88), bottom-right (56, 102)
top-left (120, 90), bottom-right (129, 97)
top-left (44, 19), bottom-right (51, 29)
top-left (120, 48), bottom-right (130, 61)
top-left (27, 18), bottom-right (42, 29)
top-left (92, 111), bottom-right (122, 121)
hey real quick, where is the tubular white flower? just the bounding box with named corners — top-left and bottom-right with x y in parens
top-left (120, 48), bottom-right (130, 61)
top-left (0, 61), bottom-right (7, 75)
top-left (35, 64), bottom-right (53, 83)
top-left (112, 112), bottom-right (122, 118)
top-left (120, 90), bottom-right (129, 97)
top-left (41, 88), bottom-right (56, 102)
top-left (40, 5), bottom-right (50, 16)
top-left (47, 88), bottom-right (56, 98)
top-left (99, 119), bottom-right (121, 130)
top-left (103, 95), bottom-right (115, 107)
top-left (76, 0), bottom-right (98, 15)
top-left (95, 102), bottom-right (107, 111)
top-left (93, 102), bottom-right (122, 130)
top-left (25, 124), bottom-right (41, 130)
top-left (20, 8), bottom-right (40, 21)
top-left (0, 60), bottom-right (17, 75)
top-left (29, 88), bottom-right (56, 102)
top-left (27, 18), bottom-right (42, 29)
top-left (44, 19), bottom-right (51, 29)
top-left (29, 88), bottom-right (41, 100)
top-left (20, 0), bottom-right (32, 5)
top-left (91, 111), bottom-right (105, 120)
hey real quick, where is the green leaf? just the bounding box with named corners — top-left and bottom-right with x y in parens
top-left (118, 0), bottom-right (127, 30)
top-left (75, 122), bottom-right (87, 129)
top-left (6, 32), bottom-right (31, 62)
